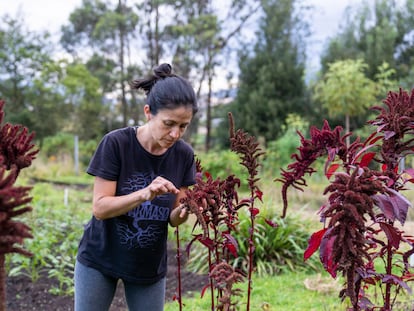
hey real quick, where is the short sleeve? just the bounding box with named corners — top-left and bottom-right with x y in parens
top-left (87, 133), bottom-right (121, 181)
top-left (179, 142), bottom-right (196, 187)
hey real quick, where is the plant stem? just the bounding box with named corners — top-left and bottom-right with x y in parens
top-left (0, 254), bottom-right (6, 311)
top-left (208, 247), bottom-right (215, 311)
top-left (246, 215), bottom-right (254, 311)
top-left (246, 188), bottom-right (256, 311)
top-left (175, 228), bottom-right (183, 311)
top-left (384, 241), bottom-right (393, 310)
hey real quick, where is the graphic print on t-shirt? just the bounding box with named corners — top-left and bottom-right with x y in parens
top-left (117, 172), bottom-right (170, 249)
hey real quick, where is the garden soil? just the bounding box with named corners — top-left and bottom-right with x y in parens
top-left (6, 243), bottom-right (208, 311)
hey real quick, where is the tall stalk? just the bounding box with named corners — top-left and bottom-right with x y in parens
top-left (174, 227), bottom-right (183, 311)
top-left (246, 210), bottom-right (255, 310)
top-left (228, 112), bottom-right (264, 310)
top-left (0, 100), bottom-right (38, 311)
top-left (384, 241), bottom-right (393, 310)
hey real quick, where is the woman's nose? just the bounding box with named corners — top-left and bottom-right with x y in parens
top-left (170, 127), bottom-right (180, 138)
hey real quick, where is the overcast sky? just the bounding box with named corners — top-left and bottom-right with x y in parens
top-left (0, 0), bottom-right (370, 78)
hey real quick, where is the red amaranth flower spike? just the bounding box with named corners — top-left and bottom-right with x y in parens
top-left (0, 100), bottom-right (38, 311)
top-left (279, 88), bottom-right (414, 310)
top-left (276, 120), bottom-right (354, 217)
top-left (0, 100), bottom-right (39, 172)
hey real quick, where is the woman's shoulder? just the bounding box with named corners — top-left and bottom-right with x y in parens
top-left (106, 126), bottom-right (134, 136)
top-left (104, 126), bottom-right (136, 142)
top-left (174, 139), bottom-right (194, 154)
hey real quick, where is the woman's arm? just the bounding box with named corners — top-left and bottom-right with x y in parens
top-left (92, 176), bottom-right (179, 220)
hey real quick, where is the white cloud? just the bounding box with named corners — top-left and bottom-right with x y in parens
top-left (0, 0), bottom-right (82, 35)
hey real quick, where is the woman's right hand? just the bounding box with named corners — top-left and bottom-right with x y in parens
top-left (142, 176), bottom-right (180, 201)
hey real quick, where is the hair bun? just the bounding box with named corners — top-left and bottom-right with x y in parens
top-left (154, 63), bottom-right (172, 78)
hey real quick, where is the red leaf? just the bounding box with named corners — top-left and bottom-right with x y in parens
top-left (250, 207), bottom-right (260, 217)
top-left (379, 222), bottom-right (401, 249)
top-left (384, 131), bottom-right (396, 140)
top-left (319, 228), bottom-right (338, 278)
top-left (200, 284), bottom-right (210, 298)
top-left (255, 189), bottom-right (263, 201)
top-left (373, 189), bottom-right (411, 225)
top-left (402, 272), bottom-right (414, 282)
top-left (404, 168), bottom-right (414, 179)
top-left (225, 242), bottom-right (238, 258)
top-left (403, 168), bottom-right (414, 183)
top-left (364, 133), bottom-right (383, 146)
top-left (359, 152), bottom-right (376, 167)
top-left (186, 234), bottom-right (203, 256)
top-left (382, 274), bottom-right (412, 294)
top-left (223, 233), bottom-right (239, 257)
top-left (304, 228), bottom-right (328, 261)
top-left (199, 237), bottom-right (215, 249)
top-left (325, 164), bottom-right (340, 179)
top-left (327, 147), bottom-right (337, 161)
top-left (382, 164), bottom-right (399, 174)
top-left (265, 218), bottom-right (278, 228)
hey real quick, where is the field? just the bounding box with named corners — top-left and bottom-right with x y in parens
top-left (4, 155), bottom-right (414, 310)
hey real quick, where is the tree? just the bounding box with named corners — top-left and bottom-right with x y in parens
top-left (313, 59), bottom-right (377, 145)
top-left (314, 59), bottom-right (397, 145)
top-left (320, 0), bottom-right (414, 83)
top-left (59, 61), bottom-right (104, 140)
top-left (232, 0), bottom-right (309, 145)
top-left (0, 14), bottom-right (53, 126)
top-left (61, 0), bottom-right (139, 127)
top-left (28, 62), bottom-right (68, 144)
top-left (160, 0), bottom-right (260, 150)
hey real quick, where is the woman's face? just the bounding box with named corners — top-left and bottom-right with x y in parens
top-left (145, 105), bottom-right (193, 149)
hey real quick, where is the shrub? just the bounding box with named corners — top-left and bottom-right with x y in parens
top-left (41, 133), bottom-right (98, 168)
top-left (233, 210), bottom-right (320, 276)
top-left (262, 113), bottom-right (308, 175)
top-left (195, 150), bottom-right (249, 190)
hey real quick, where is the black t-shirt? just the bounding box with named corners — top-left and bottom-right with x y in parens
top-left (77, 126), bottom-right (195, 284)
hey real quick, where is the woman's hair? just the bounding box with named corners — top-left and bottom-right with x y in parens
top-left (130, 63), bottom-right (198, 115)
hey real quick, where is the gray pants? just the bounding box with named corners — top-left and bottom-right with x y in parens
top-left (74, 260), bottom-right (166, 311)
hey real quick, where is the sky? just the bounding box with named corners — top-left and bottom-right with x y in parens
top-left (0, 0), bottom-right (369, 78)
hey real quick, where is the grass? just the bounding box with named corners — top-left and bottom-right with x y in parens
top-left (164, 270), bottom-right (347, 311)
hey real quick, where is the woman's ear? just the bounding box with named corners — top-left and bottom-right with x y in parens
top-left (144, 105), bottom-right (151, 121)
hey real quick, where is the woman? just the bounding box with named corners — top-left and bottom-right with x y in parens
top-left (74, 63), bottom-right (198, 311)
